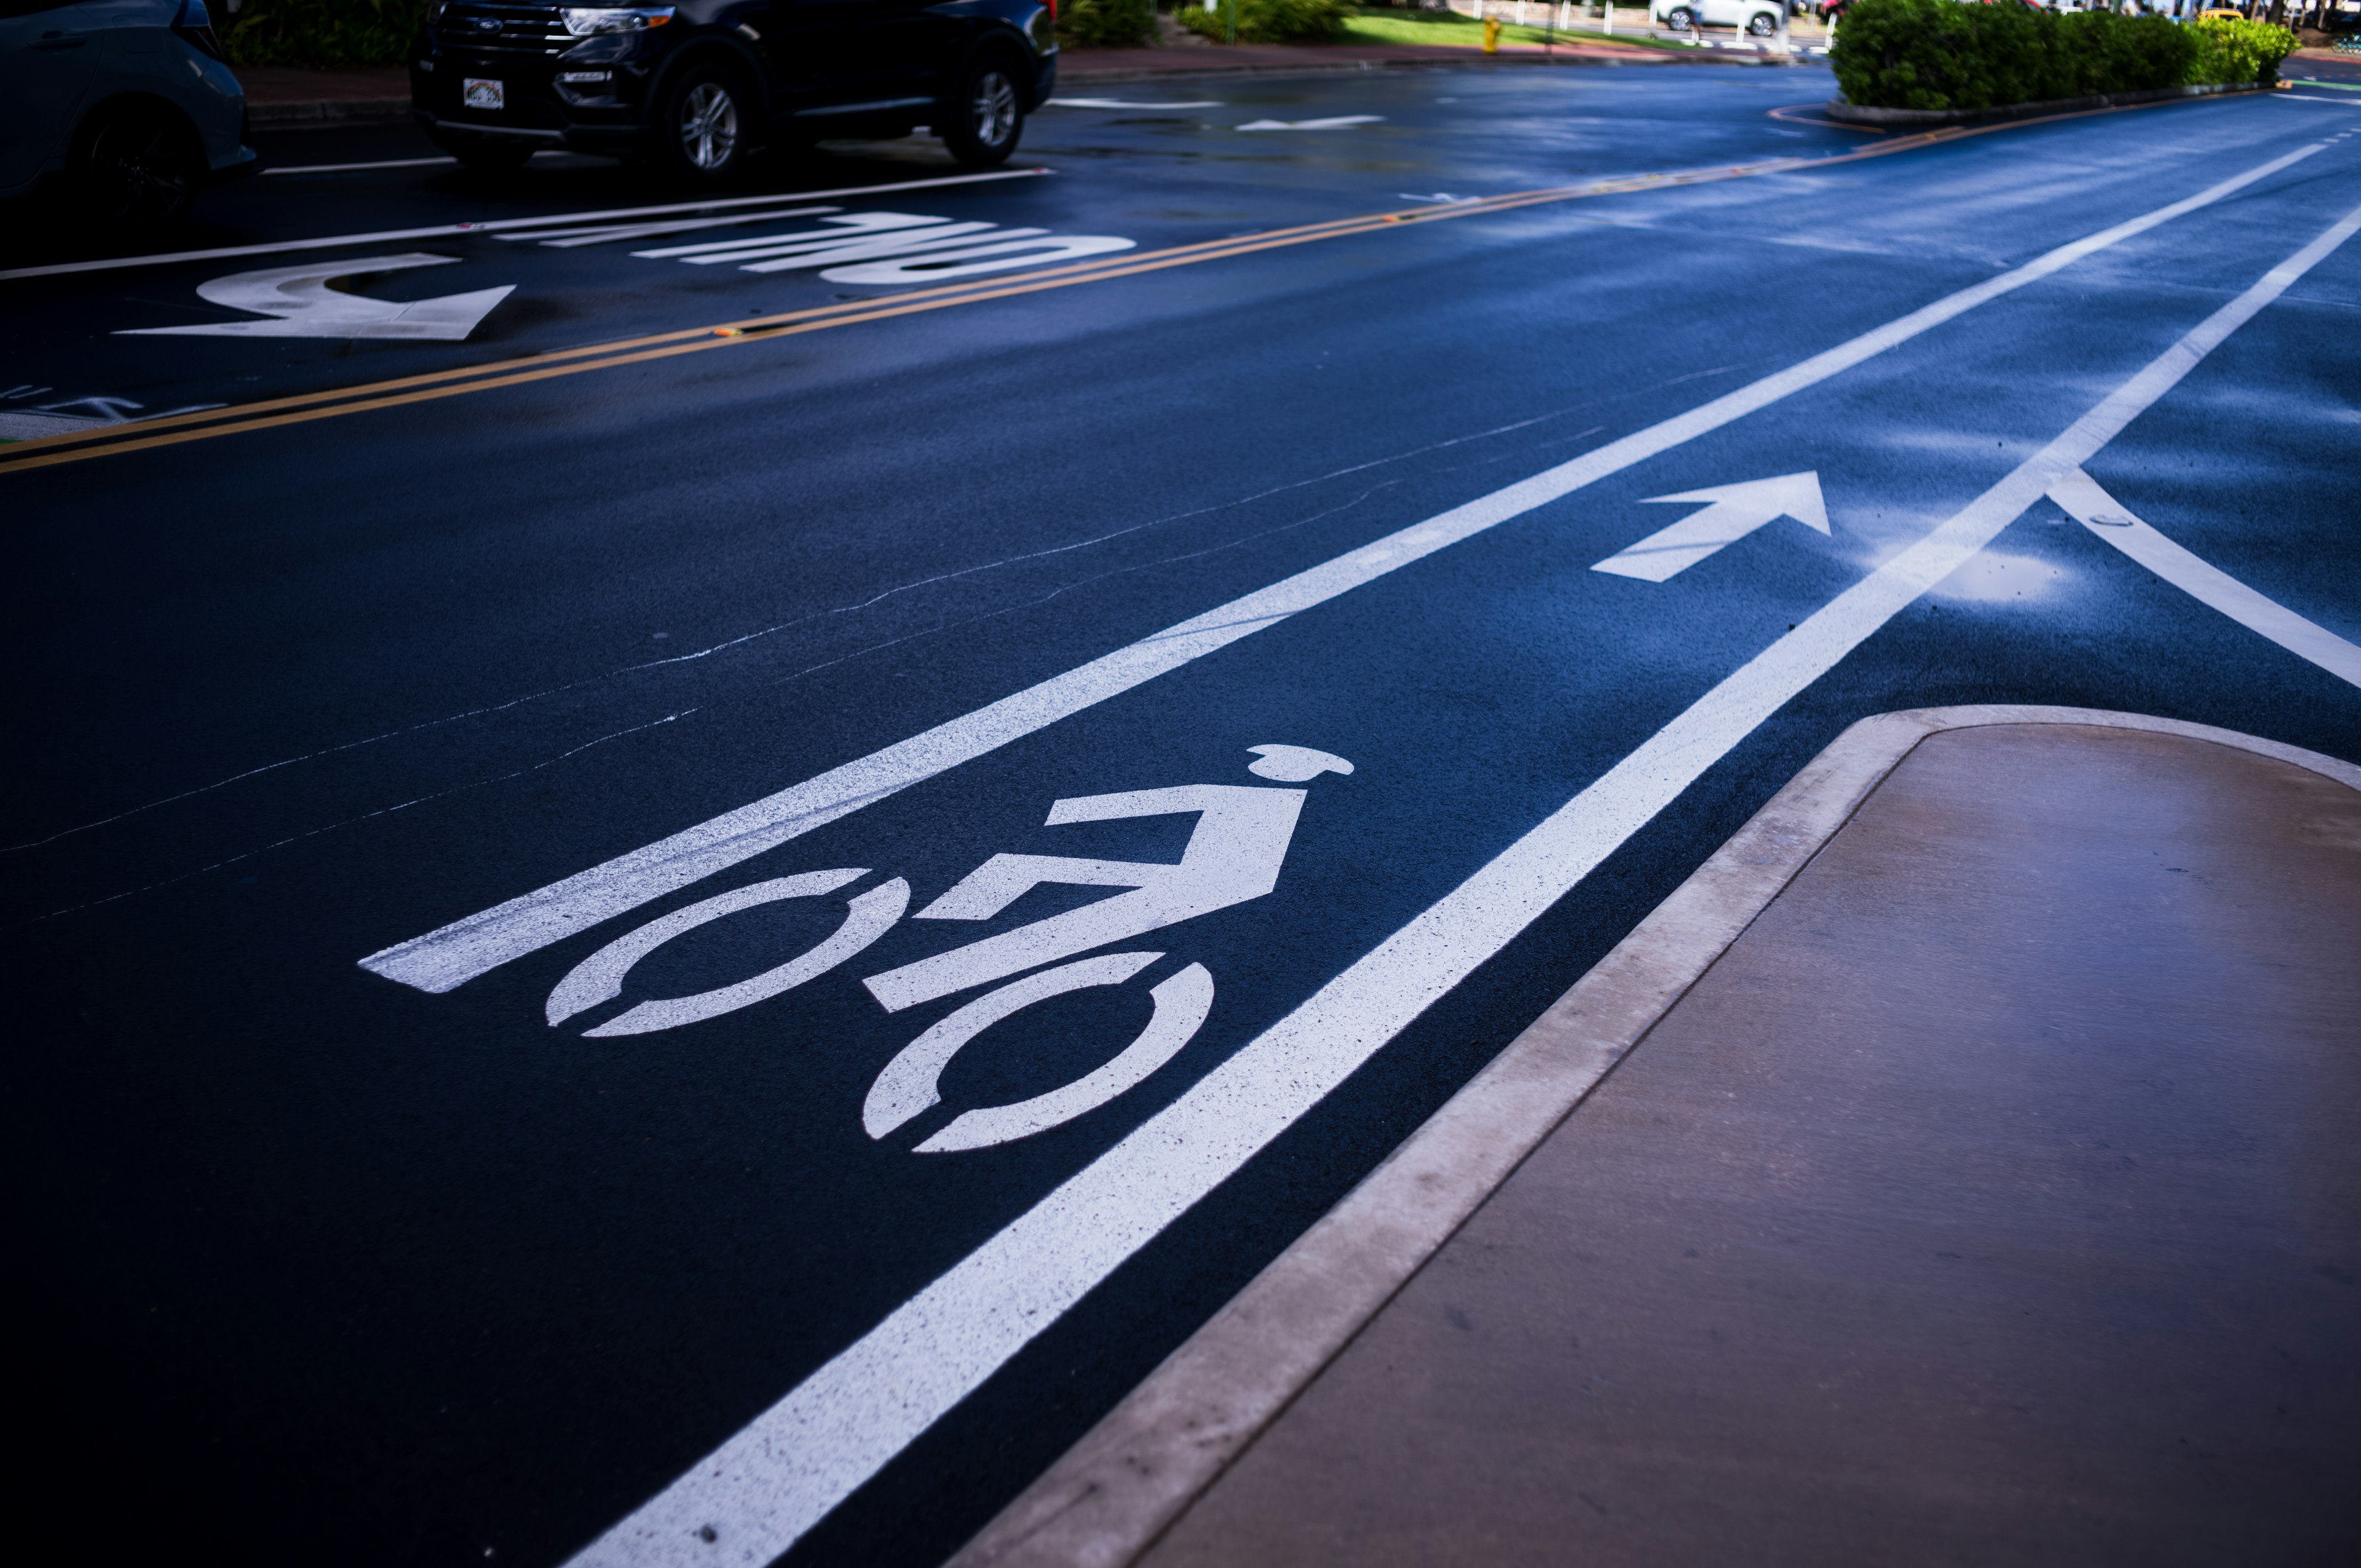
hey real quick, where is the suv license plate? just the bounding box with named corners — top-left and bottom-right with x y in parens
top-left (464, 78), bottom-right (505, 110)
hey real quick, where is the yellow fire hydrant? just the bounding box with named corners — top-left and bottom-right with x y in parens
top-left (1482, 14), bottom-right (1503, 49)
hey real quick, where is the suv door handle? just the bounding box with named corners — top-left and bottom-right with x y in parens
top-left (35, 34), bottom-right (91, 47)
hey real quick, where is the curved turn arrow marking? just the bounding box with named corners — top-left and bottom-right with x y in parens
top-left (116, 253), bottom-right (515, 341)
top-left (1592, 470), bottom-right (1830, 582)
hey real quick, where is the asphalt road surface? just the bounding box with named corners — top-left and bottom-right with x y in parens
top-left (9, 60), bottom-right (2361, 1568)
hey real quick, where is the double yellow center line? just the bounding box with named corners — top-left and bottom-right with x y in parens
top-left (1, 122), bottom-right (1997, 477)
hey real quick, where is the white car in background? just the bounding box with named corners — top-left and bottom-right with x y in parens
top-left (1653, 0), bottom-right (1788, 34)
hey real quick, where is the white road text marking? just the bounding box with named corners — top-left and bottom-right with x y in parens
top-left (0, 169), bottom-right (1050, 281)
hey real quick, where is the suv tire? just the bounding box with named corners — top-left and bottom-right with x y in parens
top-left (655, 61), bottom-right (755, 184)
top-left (1747, 10), bottom-right (1778, 33)
top-left (1665, 6), bottom-right (1696, 26)
top-left (939, 52), bottom-right (1024, 169)
top-left (71, 100), bottom-right (199, 232)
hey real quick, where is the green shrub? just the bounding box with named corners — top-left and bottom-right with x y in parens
top-left (2188, 14), bottom-right (2296, 85)
top-left (1058, 0), bottom-right (1157, 46)
top-left (1827, 0), bottom-right (2273, 113)
top-left (223, 0), bottom-right (427, 67)
top-left (1177, 0), bottom-right (1351, 43)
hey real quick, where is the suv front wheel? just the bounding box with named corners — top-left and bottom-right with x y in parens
top-left (655, 61), bottom-right (754, 183)
top-left (940, 54), bottom-right (1024, 169)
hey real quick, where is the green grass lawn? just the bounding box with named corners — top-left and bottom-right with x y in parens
top-left (1337, 5), bottom-right (1688, 50)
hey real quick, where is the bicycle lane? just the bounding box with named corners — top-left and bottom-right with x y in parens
top-left (12, 129), bottom-right (2354, 1568)
top-left (386, 153), bottom-right (2360, 1563)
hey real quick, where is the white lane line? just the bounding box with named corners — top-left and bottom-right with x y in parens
top-left (562, 189), bottom-right (2361, 1568)
top-left (2049, 467), bottom-right (2361, 689)
top-left (1047, 98), bottom-right (1225, 109)
top-left (357, 140), bottom-right (2327, 997)
top-left (2276, 93), bottom-right (2361, 106)
top-left (507, 205), bottom-right (842, 248)
top-left (0, 168), bottom-right (1051, 282)
top-left (1236, 116), bottom-right (1385, 131)
top-left (264, 156), bottom-right (461, 175)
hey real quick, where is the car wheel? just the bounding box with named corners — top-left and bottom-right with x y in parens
top-left (1747, 10), bottom-right (1778, 33)
top-left (450, 137), bottom-right (536, 173)
top-left (655, 62), bottom-right (754, 184)
top-left (940, 54), bottom-right (1024, 169)
top-left (71, 101), bottom-right (199, 232)
top-left (1665, 6), bottom-right (1696, 28)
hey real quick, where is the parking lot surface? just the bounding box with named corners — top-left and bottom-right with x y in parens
top-left (7, 61), bottom-right (2360, 1568)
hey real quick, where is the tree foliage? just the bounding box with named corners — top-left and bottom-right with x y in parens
top-left (223, 0), bottom-right (428, 68)
top-left (1177, 0), bottom-right (1353, 43)
top-left (1058, 0), bottom-right (1158, 47)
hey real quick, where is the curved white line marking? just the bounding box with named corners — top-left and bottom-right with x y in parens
top-left (863, 951), bottom-right (1163, 1139)
top-left (2049, 467), bottom-right (2361, 689)
top-left (544, 871), bottom-right (907, 1035)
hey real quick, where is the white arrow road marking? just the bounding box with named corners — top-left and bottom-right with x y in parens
top-left (1592, 470), bottom-right (1829, 582)
top-left (1236, 115), bottom-right (1385, 130)
top-left (556, 192), bottom-right (2361, 1568)
top-left (355, 142), bottom-right (2326, 997)
top-left (2049, 467), bottom-right (2361, 689)
top-left (114, 254), bottom-right (515, 341)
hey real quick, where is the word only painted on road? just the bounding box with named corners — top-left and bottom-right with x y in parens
top-left (625, 210), bottom-right (1136, 285)
top-left (378, 744), bottom-right (1352, 1154)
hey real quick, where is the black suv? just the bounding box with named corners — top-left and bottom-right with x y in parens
top-left (409, 0), bottom-right (1055, 180)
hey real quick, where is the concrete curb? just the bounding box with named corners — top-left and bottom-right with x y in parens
top-left (1825, 77), bottom-right (2276, 127)
top-left (945, 706), bottom-right (2361, 1568)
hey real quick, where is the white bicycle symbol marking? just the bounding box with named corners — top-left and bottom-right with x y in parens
top-left (542, 744), bottom-right (1353, 1151)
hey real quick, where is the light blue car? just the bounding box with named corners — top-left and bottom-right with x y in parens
top-left (0, 0), bottom-right (255, 229)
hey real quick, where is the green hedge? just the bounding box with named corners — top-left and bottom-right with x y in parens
top-left (223, 0), bottom-right (427, 67)
top-left (2189, 13), bottom-right (2298, 87)
top-left (1830, 0), bottom-right (2293, 113)
top-left (1177, 0), bottom-right (1352, 43)
top-left (1059, 0), bottom-right (1157, 46)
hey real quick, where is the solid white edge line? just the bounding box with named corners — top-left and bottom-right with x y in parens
top-left (263, 156), bottom-right (464, 175)
top-left (2049, 467), bottom-right (2361, 689)
top-left (943, 705), bottom-right (2361, 1568)
top-left (357, 139), bottom-right (2328, 996)
top-left (0, 168), bottom-right (1053, 282)
top-left (556, 191), bottom-right (2361, 1568)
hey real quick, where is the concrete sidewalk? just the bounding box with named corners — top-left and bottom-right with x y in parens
top-left (956, 709), bottom-right (2361, 1568)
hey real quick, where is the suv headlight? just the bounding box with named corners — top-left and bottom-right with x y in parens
top-left (560, 6), bottom-right (674, 33)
